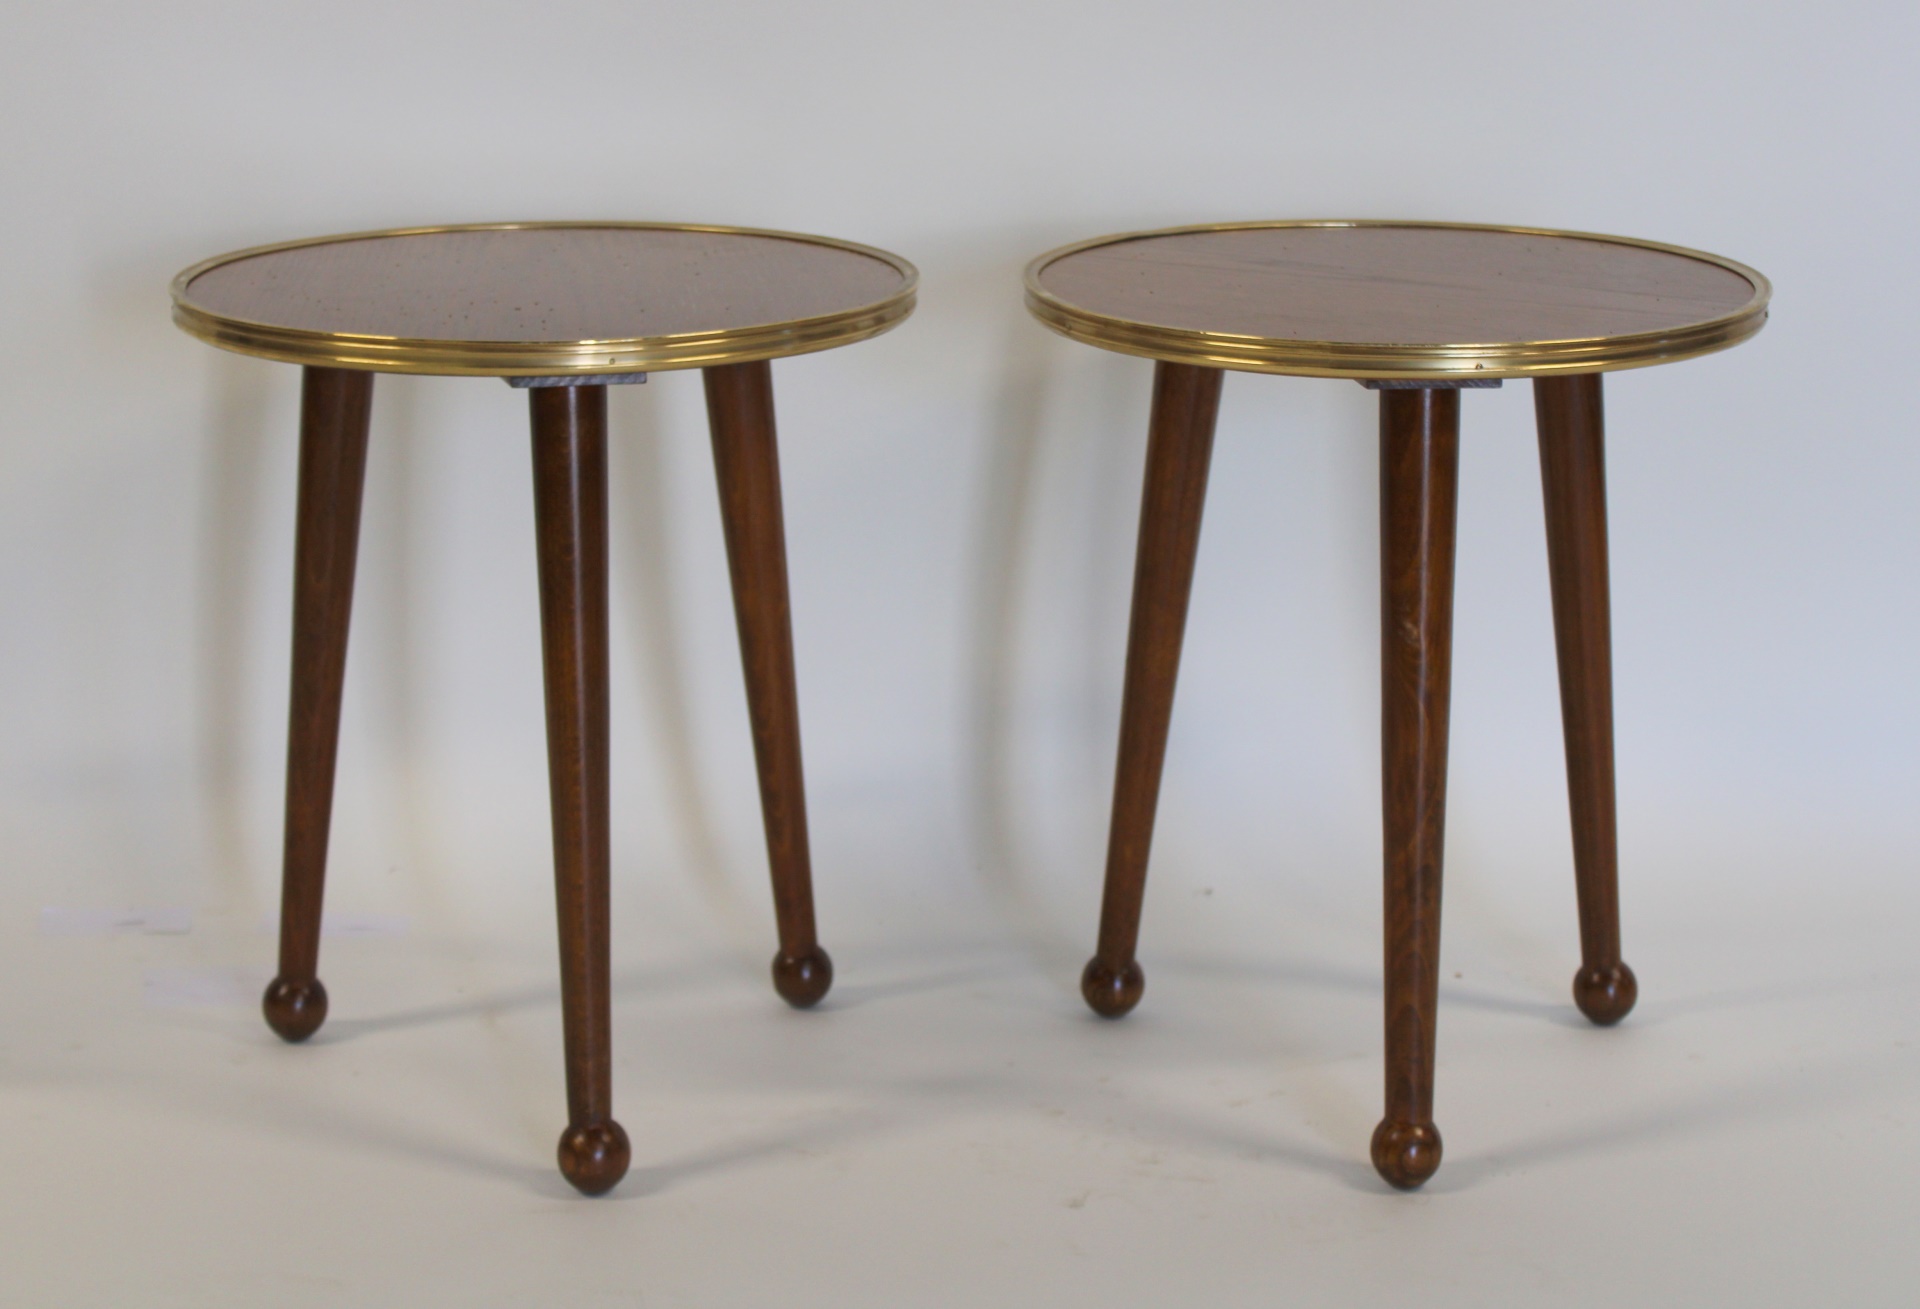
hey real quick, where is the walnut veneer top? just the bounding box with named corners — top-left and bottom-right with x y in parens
top-left (1026, 221), bottom-right (1768, 379)
top-left (172, 223), bottom-right (917, 377)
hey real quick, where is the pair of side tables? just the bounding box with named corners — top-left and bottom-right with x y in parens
top-left (170, 220), bottom-right (1769, 1194)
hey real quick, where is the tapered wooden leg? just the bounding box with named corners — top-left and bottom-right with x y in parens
top-left (263, 366), bottom-right (373, 1043)
top-left (1372, 387), bottom-right (1460, 1190)
top-left (703, 360), bottom-right (832, 1009)
top-left (530, 385), bottom-right (629, 1196)
top-left (1082, 362), bottom-right (1224, 1018)
top-left (1535, 374), bottom-right (1637, 1026)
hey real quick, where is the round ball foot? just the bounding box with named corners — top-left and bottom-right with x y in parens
top-left (1080, 957), bottom-right (1145, 1019)
top-left (1573, 961), bottom-right (1638, 1026)
top-left (558, 1119), bottom-right (631, 1196)
top-left (772, 945), bottom-right (833, 1009)
top-left (1371, 1119), bottom-right (1443, 1190)
top-left (262, 976), bottom-right (328, 1043)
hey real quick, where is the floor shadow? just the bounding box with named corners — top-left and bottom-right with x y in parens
top-left (23, 1056), bottom-right (537, 1189)
top-left (620, 1096), bottom-right (919, 1200)
top-left (1626, 970), bottom-right (1919, 1028)
top-left (317, 956), bottom-right (738, 1042)
top-left (195, 353), bottom-right (279, 918)
top-left (964, 316), bottom-right (1086, 989)
top-left (615, 1065), bottom-right (1043, 1202)
top-left (1430, 1044), bottom-right (1915, 1192)
top-left (1113, 1093), bottom-right (1377, 1190)
top-left (824, 960), bottom-right (1009, 1012)
top-left (359, 375), bottom-right (443, 904)
top-left (608, 379), bottom-right (763, 973)
top-left (1155, 951), bottom-right (1565, 1021)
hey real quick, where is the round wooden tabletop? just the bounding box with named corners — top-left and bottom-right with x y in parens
top-left (172, 222), bottom-right (918, 377)
top-left (1026, 221), bottom-right (1768, 380)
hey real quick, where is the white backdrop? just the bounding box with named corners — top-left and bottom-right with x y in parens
top-left (1, 4), bottom-right (1917, 1296)
top-left (3, 0), bottom-right (1911, 927)
top-left (7, 2), bottom-right (1912, 928)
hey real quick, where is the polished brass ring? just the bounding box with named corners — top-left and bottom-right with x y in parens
top-left (172, 221), bottom-right (919, 377)
top-left (1024, 220), bottom-right (1770, 380)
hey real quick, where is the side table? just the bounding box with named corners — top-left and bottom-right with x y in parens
top-left (173, 222), bottom-right (916, 1194)
top-left (1024, 220), bottom-right (1768, 1188)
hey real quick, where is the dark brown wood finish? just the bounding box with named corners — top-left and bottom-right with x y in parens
top-left (1036, 225), bottom-right (1759, 349)
top-left (1027, 224), bottom-right (1770, 1193)
top-left (262, 366), bottom-right (373, 1043)
top-left (529, 385), bottom-right (630, 1196)
top-left (1535, 375), bottom-right (1638, 1025)
top-left (181, 226), bottom-right (908, 344)
top-left (1082, 362), bottom-right (1225, 1018)
top-left (171, 222), bottom-right (922, 1198)
top-left (1371, 387), bottom-right (1461, 1190)
top-left (703, 361), bottom-right (833, 1007)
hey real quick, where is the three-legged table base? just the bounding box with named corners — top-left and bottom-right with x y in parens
top-left (261, 362), bottom-right (832, 1195)
top-left (1085, 363), bottom-right (1638, 1189)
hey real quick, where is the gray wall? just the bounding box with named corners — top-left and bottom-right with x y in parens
top-left (2, 1), bottom-right (1911, 953)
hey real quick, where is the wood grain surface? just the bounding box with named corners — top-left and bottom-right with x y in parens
top-left (1534, 374), bottom-right (1639, 1027)
top-left (1082, 361), bottom-right (1223, 1021)
top-left (703, 360), bottom-right (834, 1009)
top-left (1036, 224), bottom-right (1759, 348)
top-left (181, 226), bottom-right (909, 343)
top-left (528, 384), bottom-right (630, 1196)
top-left (1372, 386), bottom-right (1460, 1191)
top-left (261, 366), bottom-right (372, 1045)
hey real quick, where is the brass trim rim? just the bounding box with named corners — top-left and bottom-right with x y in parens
top-left (172, 221), bottom-right (919, 376)
top-left (1023, 219), bottom-right (1770, 379)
